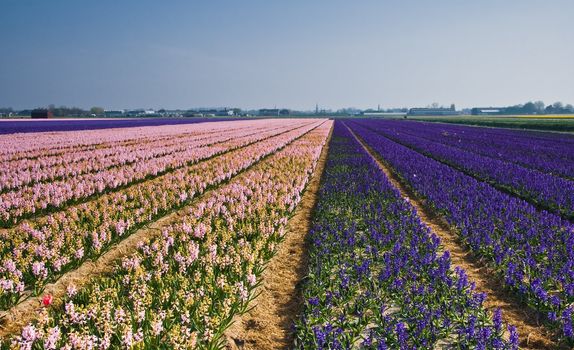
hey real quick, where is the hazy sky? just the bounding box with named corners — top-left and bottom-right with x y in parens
top-left (1, 0), bottom-right (573, 110)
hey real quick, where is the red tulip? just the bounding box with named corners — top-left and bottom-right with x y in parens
top-left (42, 294), bottom-right (53, 307)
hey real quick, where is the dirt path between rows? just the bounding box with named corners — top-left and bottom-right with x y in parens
top-left (345, 123), bottom-right (565, 350)
top-left (224, 127), bottom-right (332, 350)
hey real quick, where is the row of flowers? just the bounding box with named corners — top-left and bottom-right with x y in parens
top-left (0, 121), bottom-right (331, 349)
top-left (294, 122), bottom-right (515, 349)
top-left (0, 121), bottom-right (282, 192)
top-left (386, 120), bottom-right (574, 180)
top-left (356, 120), bottom-right (574, 219)
top-left (0, 121), bottom-right (315, 226)
top-left (0, 120), bottom-right (324, 310)
top-left (0, 119), bottom-right (252, 161)
top-left (2, 124), bottom-right (218, 176)
top-left (347, 121), bottom-right (574, 342)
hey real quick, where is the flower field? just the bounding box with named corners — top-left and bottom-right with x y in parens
top-left (346, 120), bottom-right (574, 345)
top-left (0, 119), bottom-right (325, 310)
top-left (0, 122), bottom-right (307, 224)
top-left (294, 123), bottom-right (515, 349)
top-left (0, 117), bottom-right (571, 349)
top-left (1, 120), bottom-right (331, 349)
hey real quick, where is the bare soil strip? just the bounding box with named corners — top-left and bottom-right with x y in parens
top-left (224, 127), bottom-right (332, 350)
top-left (0, 124), bottom-right (323, 339)
top-left (345, 123), bottom-right (564, 350)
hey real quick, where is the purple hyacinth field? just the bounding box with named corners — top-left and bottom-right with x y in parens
top-left (337, 119), bottom-right (574, 349)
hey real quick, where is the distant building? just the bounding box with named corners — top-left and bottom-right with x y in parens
top-left (31, 109), bottom-right (53, 119)
top-left (407, 105), bottom-right (459, 116)
top-left (157, 110), bottom-right (184, 117)
top-left (471, 107), bottom-right (506, 115)
top-left (124, 109), bottom-right (156, 117)
top-left (258, 109), bottom-right (290, 116)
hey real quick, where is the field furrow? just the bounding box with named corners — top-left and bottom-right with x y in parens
top-left (224, 121), bottom-right (333, 350)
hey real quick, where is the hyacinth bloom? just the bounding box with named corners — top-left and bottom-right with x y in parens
top-left (347, 120), bottom-right (574, 340)
top-left (2, 121), bottom-right (331, 349)
top-left (0, 120), bottom-right (324, 309)
top-left (294, 122), bottom-right (513, 349)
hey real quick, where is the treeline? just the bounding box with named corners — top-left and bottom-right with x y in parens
top-left (502, 101), bottom-right (574, 115)
top-left (0, 105), bottom-right (105, 117)
top-left (44, 105), bottom-right (105, 117)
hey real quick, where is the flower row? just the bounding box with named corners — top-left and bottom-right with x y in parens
top-left (0, 121), bottom-right (278, 192)
top-left (0, 119), bottom-right (255, 161)
top-left (400, 120), bottom-right (574, 179)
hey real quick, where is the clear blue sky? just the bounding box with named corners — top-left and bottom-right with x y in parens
top-left (1, 0), bottom-right (573, 110)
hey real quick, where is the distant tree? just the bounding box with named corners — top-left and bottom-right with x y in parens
top-left (553, 102), bottom-right (564, 110)
top-left (522, 102), bottom-right (537, 114)
top-left (48, 104), bottom-right (62, 117)
top-left (534, 101), bottom-right (545, 113)
top-left (566, 104), bottom-right (574, 113)
top-left (90, 107), bottom-right (105, 116)
top-left (430, 102), bottom-right (440, 108)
